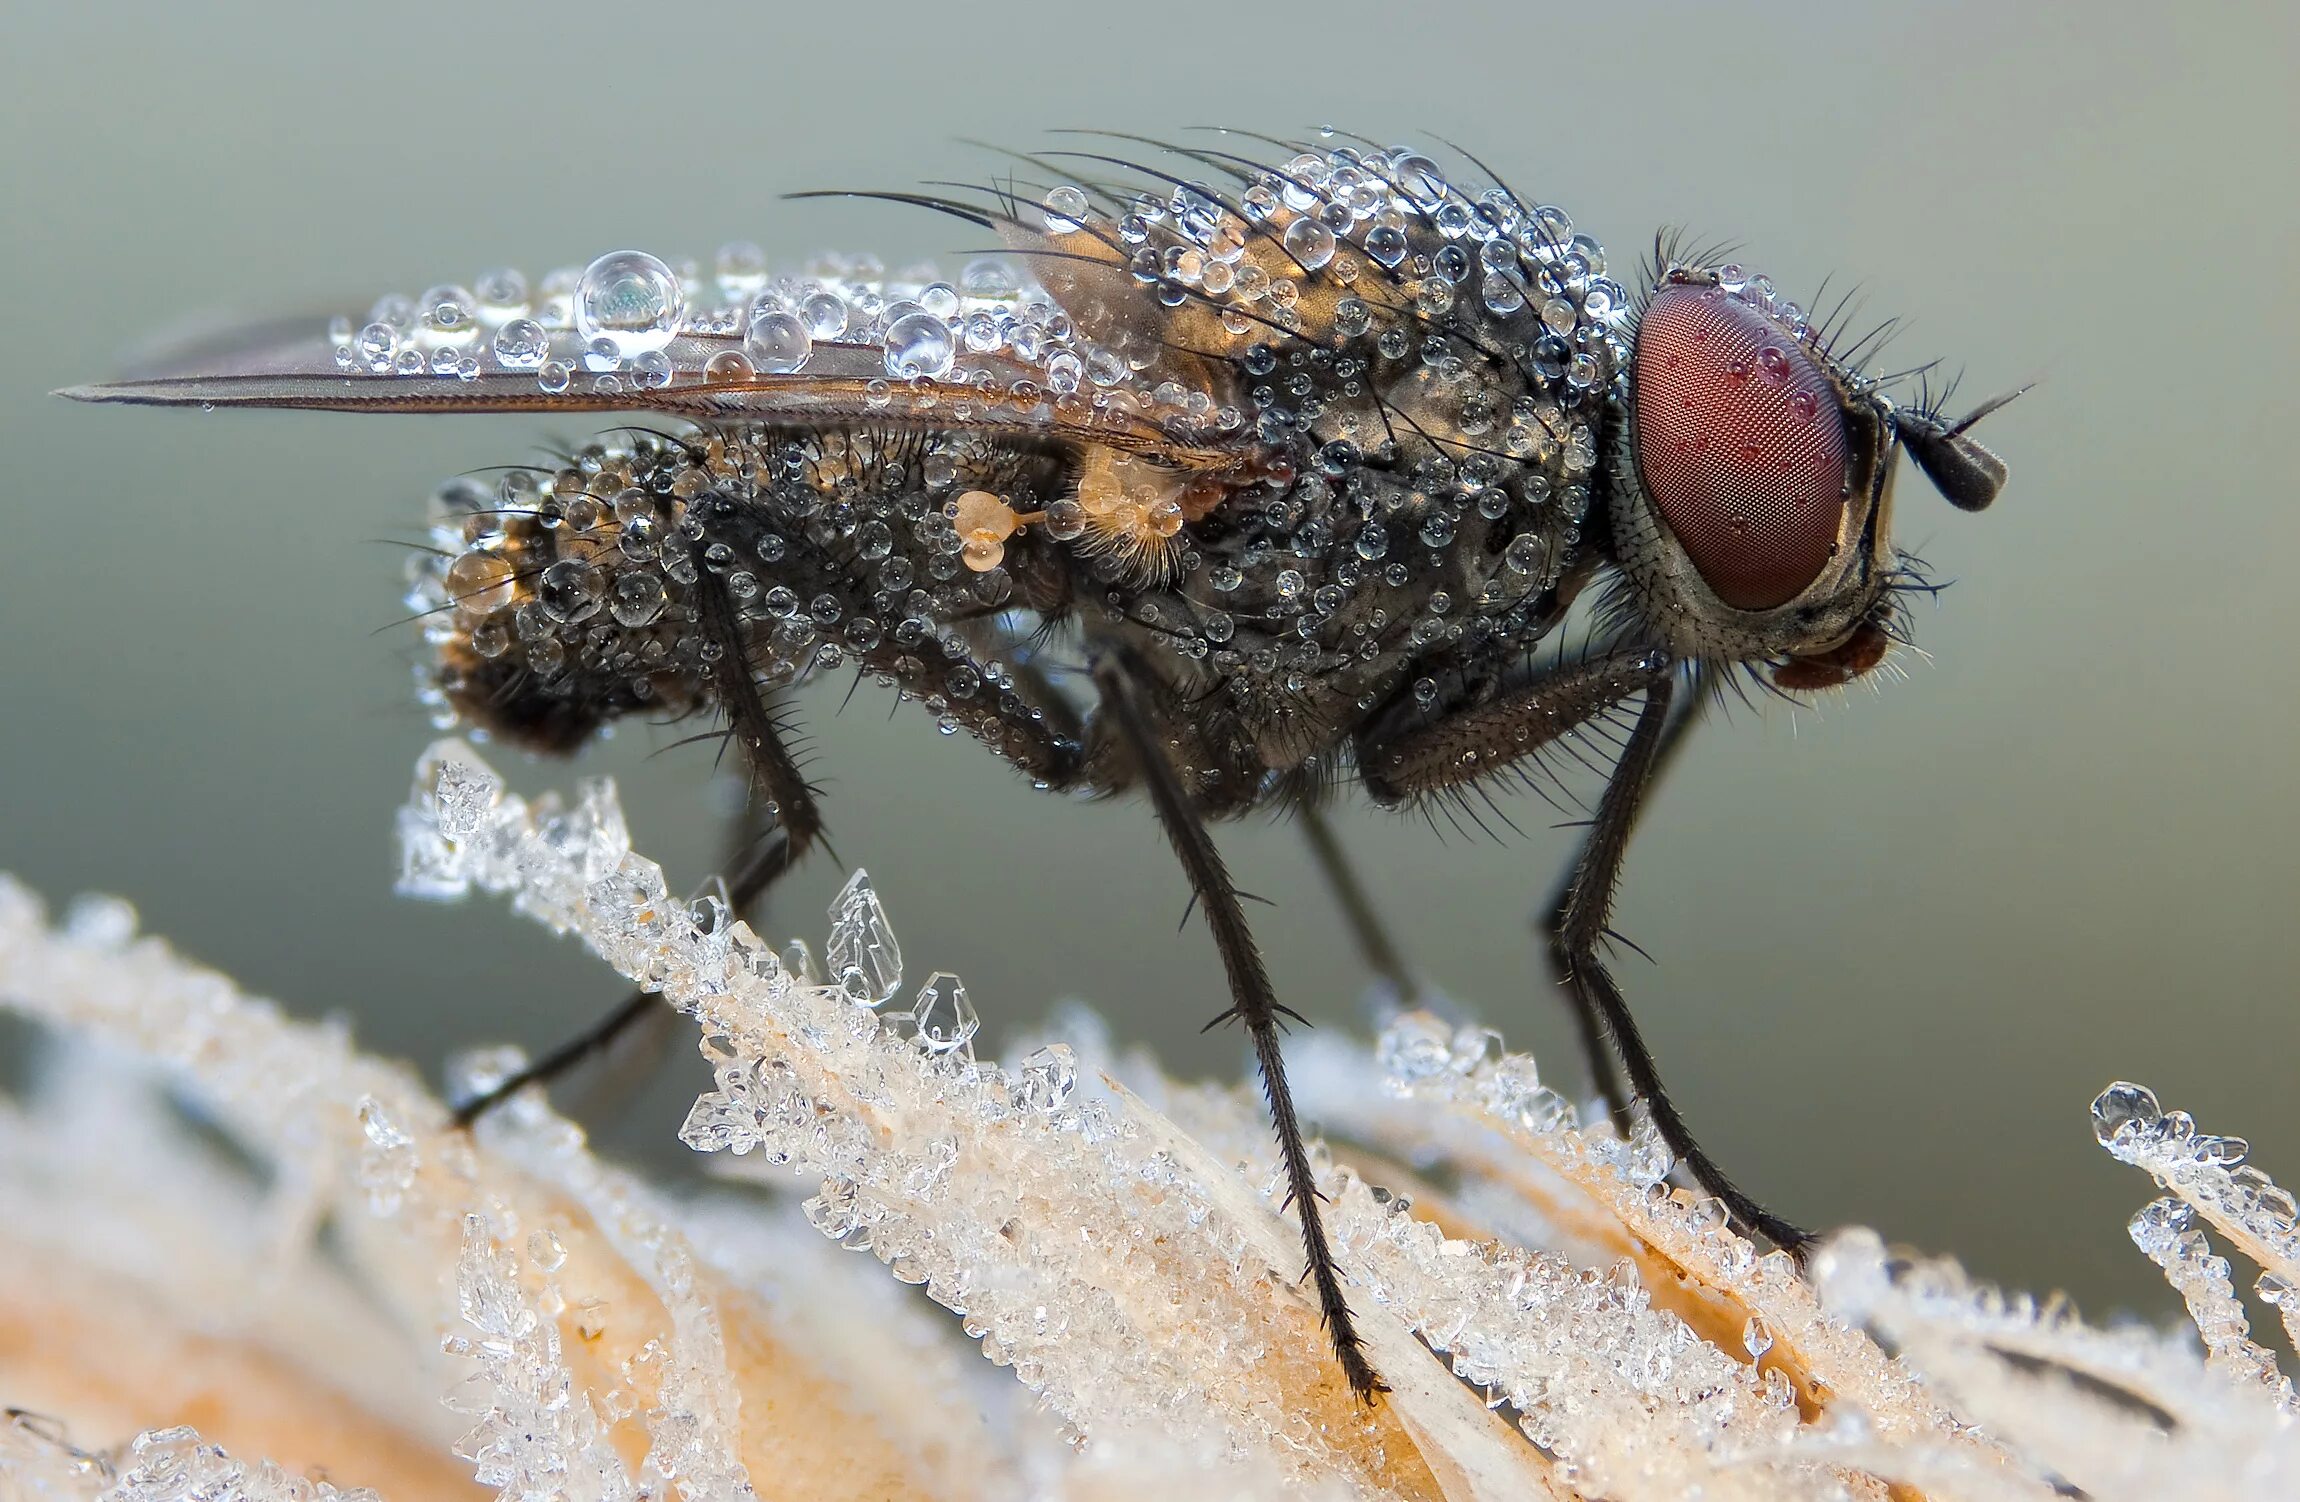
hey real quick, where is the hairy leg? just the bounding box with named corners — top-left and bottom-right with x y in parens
top-left (1294, 801), bottom-right (1417, 1003)
top-left (1093, 651), bottom-right (1384, 1400)
top-left (1358, 649), bottom-right (1810, 1251)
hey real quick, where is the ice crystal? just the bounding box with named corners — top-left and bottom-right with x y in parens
top-left (2, 745), bottom-right (2297, 1498)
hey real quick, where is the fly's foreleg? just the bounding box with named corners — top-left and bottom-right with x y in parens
top-left (1357, 649), bottom-right (1812, 1254)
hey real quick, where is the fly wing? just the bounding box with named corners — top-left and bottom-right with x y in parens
top-left (60, 316), bottom-right (1193, 446)
top-left (59, 134), bottom-right (1520, 485)
top-left (54, 254), bottom-right (1234, 464)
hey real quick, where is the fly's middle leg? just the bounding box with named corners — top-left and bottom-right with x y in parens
top-left (1092, 650), bottom-right (1385, 1402)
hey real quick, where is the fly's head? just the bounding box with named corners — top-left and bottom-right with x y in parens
top-left (1607, 256), bottom-right (2013, 690)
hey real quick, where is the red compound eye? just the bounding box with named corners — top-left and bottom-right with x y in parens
top-left (1633, 284), bottom-right (1851, 610)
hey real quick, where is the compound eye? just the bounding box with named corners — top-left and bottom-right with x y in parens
top-left (1633, 284), bottom-right (1852, 610)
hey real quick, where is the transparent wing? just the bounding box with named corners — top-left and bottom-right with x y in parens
top-left (62, 321), bottom-right (1199, 451)
top-left (54, 246), bottom-right (1234, 462)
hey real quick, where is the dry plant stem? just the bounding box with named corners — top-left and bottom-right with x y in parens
top-left (1, 747), bottom-right (2296, 1501)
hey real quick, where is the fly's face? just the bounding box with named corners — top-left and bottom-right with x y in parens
top-left (1608, 260), bottom-right (2012, 689)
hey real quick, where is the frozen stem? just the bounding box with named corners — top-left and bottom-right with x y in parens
top-left (0, 743), bottom-right (2293, 1499)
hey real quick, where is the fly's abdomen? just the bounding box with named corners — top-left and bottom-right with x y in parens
top-left (410, 425), bottom-right (1075, 757)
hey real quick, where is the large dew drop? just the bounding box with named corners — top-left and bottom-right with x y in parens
top-left (745, 309), bottom-right (811, 374)
top-left (573, 250), bottom-right (685, 357)
top-left (491, 318), bottom-right (548, 369)
top-left (882, 311), bottom-right (955, 381)
top-left (1283, 217), bottom-right (1336, 272)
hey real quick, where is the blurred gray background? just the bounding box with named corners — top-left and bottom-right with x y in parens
top-left (4, 2), bottom-right (2295, 1322)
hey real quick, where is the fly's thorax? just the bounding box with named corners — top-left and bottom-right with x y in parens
top-left (1605, 265), bottom-right (1904, 678)
top-left (1106, 429), bottom-right (1598, 780)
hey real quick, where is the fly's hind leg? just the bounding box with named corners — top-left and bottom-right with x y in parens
top-left (452, 563), bottom-right (826, 1127)
top-left (1357, 648), bottom-right (1812, 1254)
top-left (449, 818), bottom-right (798, 1124)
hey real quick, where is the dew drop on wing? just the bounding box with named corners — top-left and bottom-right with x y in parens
top-left (573, 250), bottom-right (684, 357)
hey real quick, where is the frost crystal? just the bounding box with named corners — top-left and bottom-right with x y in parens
top-left (906, 971), bottom-right (978, 1056)
top-left (824, 869), bottom-right (901, 1007)
top-left (2, 749), bottom-right (2298, 1499)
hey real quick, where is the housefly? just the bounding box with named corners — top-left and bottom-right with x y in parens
top-left (61, 130), bottom-right (2013, 1400)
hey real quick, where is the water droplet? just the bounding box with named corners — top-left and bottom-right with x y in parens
top-left (537, 558), bottom-right (606, 623)
top-left (799, 289), bottom-right (847, 339)
top-left (420, 284), bottom-right (480, 344)
top-left (1757, 346), bottom-right (1791, 384)
top-left (445, 551), bottom-right (516, 613)
top-left (1364, 225), bottom-right (1409, 267)
top-left (962, 257), bottom-right (1019, 296)
top-left (1787, 389), bottom-right (1818, 423)
top-left (491, 317), bottom-right (550, 370)
top-left (746, 308), bottom-right (811, 373)
top-left (630, 349), bottom-right (674, 389)
top-left (1393, 153), bottom-right (1449, 209)
top-left (1503, 533), bottom-right (1544, 574)
top-left (704, 348), bottom-right (755, 383)
top-left (573, 250), bottom-right (684, 357)
top-left (475, 267), bottom-right (529, 319)
top-left (1283, 217), bottom-right (1336, 271)
top-left (883, 312), bottom-right (955, 380)
top-left (356, 321), bottom-right (398, 372)
top-left (714, 240), bottom-right (767, 293)
top-left (609, 570), bottom-right (667, 627)
top-left (1042, 184), bottom-right (1090, 231)
top-left (537, 359), bottom-right (572, 393)
top-left (919, 280), bottom-right (960, 319)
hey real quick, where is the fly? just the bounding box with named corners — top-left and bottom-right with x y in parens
top-left (59, 130), bottom-right (2015, 1402)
